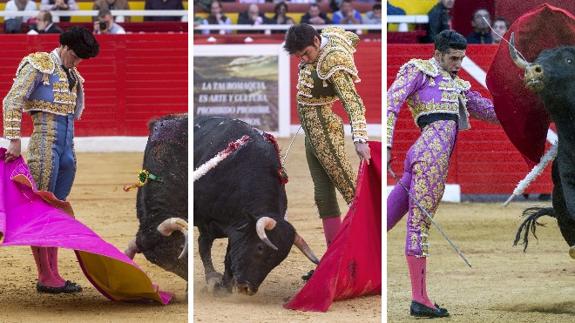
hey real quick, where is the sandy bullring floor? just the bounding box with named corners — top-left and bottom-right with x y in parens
top-left (388, 202), bottom-right (575, 322)
top-left (193, 136), bottom-right (382, 323)
top-left (0, 153), bottom-right (187, 323)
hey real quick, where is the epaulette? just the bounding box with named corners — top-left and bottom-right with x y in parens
top-left (454, 78), bottom-right (471, 91)
top-left (316, 49), bottom-right (359, 82)
top-left (399, 58), bottom-right (439, 78)
top-left (17, 52), bottom-right (55, 75)
top-left (321, 27), bottom-right (360, 49)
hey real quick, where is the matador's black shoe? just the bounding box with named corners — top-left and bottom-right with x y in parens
top-left (301, 270), bottom-right (314, 281)
top-left (37, 281), bottom-right (82, 294)
top-left (410, 301), bottom-right (450, 318)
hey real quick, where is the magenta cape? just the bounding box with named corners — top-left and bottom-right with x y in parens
top-left (0, 148), bottom-right (171, 304)
top-left (284, 141), bottom-right (382, 312)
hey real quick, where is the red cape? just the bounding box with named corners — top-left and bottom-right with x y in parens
top-left (486, 3), bottom-right (575, 165)
top-left (284, 141), bottom-right (381, 312)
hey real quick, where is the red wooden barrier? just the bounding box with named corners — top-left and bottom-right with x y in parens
top-left (0, 34), bottom-right (187, 136)
top-left (387, 44), bottom-right (552, 195)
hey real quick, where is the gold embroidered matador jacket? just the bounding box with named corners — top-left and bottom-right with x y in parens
top-left (3, 50), bottom-right (85, 139)
top-left (387, 58), bottom-right (499, 148)
top-left (296, 27), bottom-right (369, 143)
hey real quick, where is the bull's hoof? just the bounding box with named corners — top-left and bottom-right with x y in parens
top-left (206, 272), bottom-right (227, 295)
top-left (569, 245), bottom-right (575, 259)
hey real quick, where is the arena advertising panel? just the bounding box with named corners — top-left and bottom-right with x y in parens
top-left (194, 45), bottom-right (291, 137)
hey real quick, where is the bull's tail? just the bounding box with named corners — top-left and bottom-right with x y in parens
top-left (513, 207), bottom-right (555, 252)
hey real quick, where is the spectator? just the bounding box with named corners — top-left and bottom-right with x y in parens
top-left (4, 0), bottom-right (37, 33)
top-left (238, 3), bottom-right (270, 25)
top-left (34, 10), bottom-right (63, 33)
top-left (387, 1), bottom-right (405, 15)
top-left (466, 8), bottom-right (492, 44)
top-left (332, 0), bottom-right (362, 25)
top-left (40, 0), bottom-right (77, 22)
top-left (239, 0), bottom-right (264, 3)
top-left (93, 8), bottom-right (126, 34)
top-left (363, 3), bottom-right (381, 25)
top-left (424, 0), bottom-right (454, 43)
top-left (201, 0), bottom-right (232, 35)
top-left (144, 0), bottom-right (184, 21)
top-left (491, 17), bottom-right (509, 44)
top-left (300, 3), bottom-right (331, 25)
top-left (271, 2), bottom-right (294, 25)
top-left (93, 0), bottom-right (129, 23)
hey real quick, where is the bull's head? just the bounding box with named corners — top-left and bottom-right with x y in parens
top-left (225, 216), bottom-right (318, 295)
top-left (509, 32), bottom-right (575, 95)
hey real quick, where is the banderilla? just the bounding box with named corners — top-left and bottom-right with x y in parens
top-left (388, 168), bottom-right (472, 268)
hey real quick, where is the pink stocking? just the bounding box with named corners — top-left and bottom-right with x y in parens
top-left (322, 216), bottom-right (342, 246)
top-left (31, 247), bottom-right (64, 287)
top-left (47, 247), bottom-right (66, 284)
top-left (406, 255), bottom-right (434, 308)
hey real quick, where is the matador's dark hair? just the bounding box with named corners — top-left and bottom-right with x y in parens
top-left (283, 23), bottom-right (320, 54)
top-left (60, 26), bottom-right (100, 59)
top-left (434, 30), bottom-right (467, 53)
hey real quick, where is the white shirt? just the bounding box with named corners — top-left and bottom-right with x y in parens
top-left (4, 0), bottom-right (37, 22)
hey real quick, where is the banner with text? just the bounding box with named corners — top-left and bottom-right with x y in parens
top-left (194, 45), bottom-right (290, 136)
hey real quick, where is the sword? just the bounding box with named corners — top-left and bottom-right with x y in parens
top-left (389, 168), bottom-right (472, 268)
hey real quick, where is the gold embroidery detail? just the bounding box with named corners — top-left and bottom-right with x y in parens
top-left (27, 113), bottom-right (57, 191)
top-left (24, 100), bottom-right (75, 115)
top-left (330, 70), bottom-right (368, 142)
top-left (20, 52), bottom-right (55, 75)
top-left (299, 104), bottom-right (356, 204)
top-left (3, 63), bottom-right (39, 139)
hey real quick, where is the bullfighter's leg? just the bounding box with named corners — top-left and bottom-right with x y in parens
top-left (387, 162), bottom-right (411, 231)
top-left (300, 105), bottom-right (356, 246)
top-left (198, 234), bottom-right (224, 292)
top-left (27, 113), bottom-right (81, 293)
top-left (404, 120), bottom-right (456, 310)
top-left (305, 138), bottom-right (341, 245)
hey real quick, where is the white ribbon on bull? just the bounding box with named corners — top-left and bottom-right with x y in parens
top-left (503, 142), bottom-right (557, 206)
top-left (193, 135), bottom-right (251, 182)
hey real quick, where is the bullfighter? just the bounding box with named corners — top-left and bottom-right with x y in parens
top-left (3, 27), bottom-right (99, 293)
top-left (387, 30), bottom-right (499, 317)
top-left (283, 23), bottom-right (371, 247)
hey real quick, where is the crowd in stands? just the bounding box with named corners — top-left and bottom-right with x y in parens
top-left (388, 0), bottom-right (509, 44)
top-left (2, 0), bottom-right (187, 34)
top-left (195, 0), bottom-right (382, 35)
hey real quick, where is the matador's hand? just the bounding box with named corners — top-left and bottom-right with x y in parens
top-left (5, 139), bottom-right (21, 163)
top-left (354, 142), bottom-right (371, 165)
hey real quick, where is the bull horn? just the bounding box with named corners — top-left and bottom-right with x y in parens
top-left (570, 245), bottom-right (575, 259)
top-left (508, 32), bottom-right (530, 70)
top-left (157, 217), bottom-right (188, 259)
top-left (294, 233), bottom-right (320, 265)
top-left (256, 217), bottom-right (278, 251)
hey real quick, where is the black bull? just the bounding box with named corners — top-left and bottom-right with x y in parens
top-left (194, 116), bottom-right (318, 295)
top-left (125, 114), bottom-right (188, 280)
top-left (509, 35), bottom-right (575, 254)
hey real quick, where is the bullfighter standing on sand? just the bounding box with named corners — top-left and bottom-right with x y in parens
top-left (283, 23), bottom-right (371, 247)
top-left (387, 30), bottom-right (499, 317)
top-left (3, 27), bottom-right (99, 293)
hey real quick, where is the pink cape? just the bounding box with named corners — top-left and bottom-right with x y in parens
top-left (284, 141), bottom-right (382, 312)
top-left (0, 148), bottom-right (171, 304)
